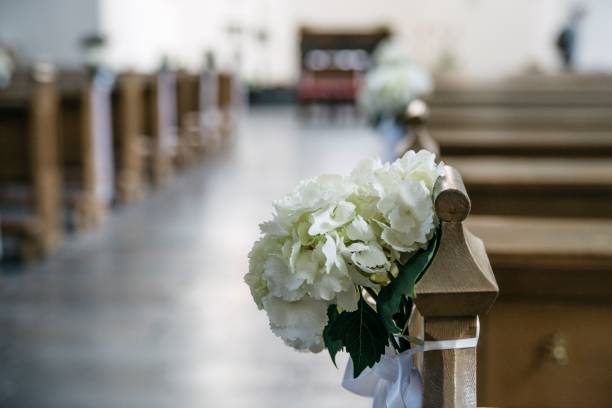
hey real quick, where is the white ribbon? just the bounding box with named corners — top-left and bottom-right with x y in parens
top-left (342, 317), bottom-right (480, 408)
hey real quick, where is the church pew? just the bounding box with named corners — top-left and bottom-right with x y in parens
top-left (176, 69), bottom-right (223, 160)
top-left (141, 70), bottom-right (179, 185)
top-left (57, 69), bottom-right (115, 229)
top-left (413, 165), bottom-right (499, 407)
top-left (428, 106), bottom-right (612, 131)
top-left (431, 74), bottom-right (612, 107)
top-left (447, 156), bottom-right (612, 218)
top-left (401, 102), bottom-right (612, 406)
top-left (435, 129), bottom-right (612, 157)
top-left (176, 71), bottom-right (199, 165)
top-left (0, 67), bottom-right (63, 259)
top-left (111, 72), bottom-right (146, 203)
top-left (218, 71), bottom-right (237, 139)
top-left (468, 216), bottom-right (612, 408)
top-left (400, 101), bottom-right (612, 218)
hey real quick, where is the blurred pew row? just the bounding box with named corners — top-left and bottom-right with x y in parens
top-left (401, 74), bottom-right (612, 408)
top-left (0, 64), bottom-right (239, 262)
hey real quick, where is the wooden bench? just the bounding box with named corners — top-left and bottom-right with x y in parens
top-left (57, 69), bottom-right (115, 229)
top-left (0, 67), bottom-right (63, 259)
top-left (431, 74), bottom-right (612, 107)
top-left (401, 101), bottom-right (612, 218)
top-left (176, 68), bottom-right (223, 159)
top-left (468, 216), bottom-right (612, 408)
top-left (111, 72), bottom-right (146, 203)
top-left (435, 129), bottom-right (612, 157)
top-left (176, 70), bottom-right (199, 165)
top-left (402, 102), bottom-right (612, 407)
top-left (218, 71), bottom-right (236, 139)
top-left (447, 156), bottom-right (612, 218)
top-left (413, 165), bottom-right (499, 407)
top-left (428, 106), bottom-right (612, 131)
top-left (141, 70), bottom-right (178, 186)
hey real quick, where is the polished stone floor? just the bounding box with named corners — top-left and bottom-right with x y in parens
top-left (0, 108), bottom-right (382, 408)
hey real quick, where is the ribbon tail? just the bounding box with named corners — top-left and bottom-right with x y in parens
top-left (385, 351), bottom-right (423, 408)
top-left (342, 358), bottom-right (382, 397)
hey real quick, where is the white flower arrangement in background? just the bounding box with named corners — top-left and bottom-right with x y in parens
top-left (0, 48), bottom-right (15, 89)
top-left (358, 40), bottom-right (433, 121)
top-left (245, 150), bottom-right (444, 377)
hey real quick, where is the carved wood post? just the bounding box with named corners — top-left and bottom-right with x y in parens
top-left (415, 165), bottom-right (498, 408)
top-left (398, 99), bottom-right (440, 156)
top-left (30, 64), bottom-right (63, 255)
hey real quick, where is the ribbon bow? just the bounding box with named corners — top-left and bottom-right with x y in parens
top-left (342, 318), bottom-right (480, 408)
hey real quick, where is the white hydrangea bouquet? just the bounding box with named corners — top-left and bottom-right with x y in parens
top-left (245, 150), bottom-right (444, 378)
top-left (358, 41), bottom-right (433, 124)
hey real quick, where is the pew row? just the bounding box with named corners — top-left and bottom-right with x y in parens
top-left (218, 72), bottom-right (237, 139)
top-left (428, 106), bottom-right (612, 131)
top-left (468, 216), bottom-right (612, 408)
top-left (435, 129), bottom-right (612, 157)
top-left (413, 165), bottom-right (499, 407)
top-left (141, 71), bottom-right (178, 186)
top-left (431, 74), bottom-right (612, 107)
top-left (400, 101), bottom-right (612, 218)
top-left (111, 72), bottom-right (146, 203)
top-left (446, 156), bottom-right (612, 218)
top-left (58, 70), bottom-right (115, 229)
top-left (176, 69), bottom-right (222, 159)
top-left (0, 68), bottom-right (63, 259)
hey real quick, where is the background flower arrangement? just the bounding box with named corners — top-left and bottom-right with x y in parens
top-left (358, 40), bottom-right (434, 126)
top-left (245, 150), bottom-right (444, 377)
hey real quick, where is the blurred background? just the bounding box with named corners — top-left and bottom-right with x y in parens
top-left (0, 1), bottom-right (611, 407)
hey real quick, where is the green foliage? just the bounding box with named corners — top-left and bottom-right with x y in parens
top-left (323, 306), bottom-right (343, 367)
top-left (322, 228), bottom-right (441, 374)
top-left (323, 298), bottom-right (389, 378)
top-left (376, 230), bottom-right (441, 335)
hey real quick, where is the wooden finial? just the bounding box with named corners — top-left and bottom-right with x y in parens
top-left (31, 63), bottom-right (56, 84)
top-left (414, 165), bottom-right (499, 408)
top-left (434, 165), bottom-right (471, 222)
top-left (398, 99), bottom-right (440, 157)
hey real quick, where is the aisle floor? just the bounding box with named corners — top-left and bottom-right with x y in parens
top-left (0, 108), bottom-right (382, 408)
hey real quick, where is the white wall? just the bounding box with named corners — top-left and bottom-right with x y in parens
top-left (577, 0), bottom-right (612, 71)
top-left (0, 0), bottom-right (100, 66)
top-left (99, 0), bottom-right (182, 71)
top-left (2, 0), bottom-right (611, 82)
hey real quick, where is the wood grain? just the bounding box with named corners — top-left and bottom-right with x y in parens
top-left (415, 166), bottom-right (499, 408)
top-left (435, 129), bottom-right (612, 157)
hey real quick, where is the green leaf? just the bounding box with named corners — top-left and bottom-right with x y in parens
top-left (323, 305), bottom-right (343, 367)
top-left (327, 298), bottom-right (388, 378)
top-left (377, 229), bottom-right (441, 335)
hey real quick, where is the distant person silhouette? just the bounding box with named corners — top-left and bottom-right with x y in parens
top-left (556, 6), bottom-right (586, 71)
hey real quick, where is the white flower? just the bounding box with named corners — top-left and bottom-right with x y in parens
top-left (309, 201), bottom-right (356, 235)
top-left (262, 296), bottom-right (329, 352)
top-left (358, 62), bottom-right (433, 118)
top-left (372, 40), bottom-right (409, 67)
top-left (377, 180), bottom-right (436, 252)
top-left (245, 150), bottom-right (443, 353)
top-left (394, 150), bottom-right (445, 191)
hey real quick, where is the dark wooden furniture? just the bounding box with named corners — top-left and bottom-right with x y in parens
top-left (431, 74), bottom-right (612, 107)
top-left (401, 98), bottom-right (612, 407)
top-left (435, 129), bottom-right (612, 157)
top-left (218, 71), bottom-right (236, 139)
top-left (428, 106), bottom-right (612, 131)
top-left (57, 69), bottom-right (115, 229)
top-left (112, 72), bottom-right (146, 203)
top-left (141, 70), bottom-right (178, 186)
top-left (414, 165), bottom-right (498, 407)
top-left (468, 216), bottom-right (612, 408)
top-left (447, 156), bottom-right (612, 218)
top-left (0, 68), bottom-right (63, 259)
top-left (297, 27), bottom-right (389, 109)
